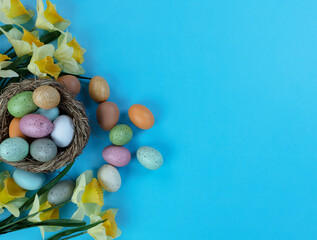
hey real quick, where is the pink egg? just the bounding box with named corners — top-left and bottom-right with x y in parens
top-left (20, 114), bottom-right (54, 138)
top-left (102, 145), bottom-right (131, 167)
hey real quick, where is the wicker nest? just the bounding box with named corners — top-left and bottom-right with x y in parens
top-left (0, 79), bottom-right (90, 173)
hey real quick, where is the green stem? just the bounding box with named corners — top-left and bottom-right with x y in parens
top-left (61, 231), bottom-right (87, 240)
top-left (3, 46), bottom-right (13, 55)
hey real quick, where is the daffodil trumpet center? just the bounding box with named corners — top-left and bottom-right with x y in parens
top-left (34, 56), bottom-right (61, 79)
top-left (0, 54), bottom-right (10, 62)
top-left (44, 0), bottom-right (65, 24)
top-left (22, 30), bottom-right (44, 47)
top-left (0, 177), bottom-right (26, 205)
top-left (7, 0), bottom-right (29, 18)
top-left (81, 178), bottom-right (104, 207)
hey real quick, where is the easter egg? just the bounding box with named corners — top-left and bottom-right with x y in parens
top-left (9, 118), bottom-right (28, 140)
top-left (96, 101), bottom-right (119, 131)
top-left (7, 91), bottom-right (38, 117)
top-left (51, 115), bottom-right (75, 148)
top-left (13, 169), bottom-right (46, 191)
top-left (89, 76), bottom-right (110, 103)
top-left (97, 164), bottom-right (121, 192)
top-left (35, 107), bottom-right (59, 121)
top-left (57, 75), bottom-right (81, 95)
top-left (20, 114), bottom-right (54, 138)
top-left (128, 104), bottom-right (155, 130)
top-left (33, 85), bottom-right (60, 109)
top-left (47, 180), bottom-right (75, 205)
top-left (0, 137), bottom-right (29, 162)
top-left (102, 145), bottom-right (131, 167)
top-left (30, 138), bottom-right (57, 162)
top-left (137, 146), bottom-right (163, 170)
top-left (109, 124), bottom-right (133, 145)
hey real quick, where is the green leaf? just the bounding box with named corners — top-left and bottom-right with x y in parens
top-left (47, 220), bottom-right (106, 240)
top-left (4, 55), bottom-right (31, 70)
top-left (40, 31), bottom-right (61, 44)
top-left (0, 162), bottom-right (74, 226)
top-left (32, 219), bottom-right (86, 227)
top-left (0, 25), bottom-right (13, 36)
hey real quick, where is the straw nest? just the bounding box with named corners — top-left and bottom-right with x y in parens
top-left (0, 79), bottom-right (90, 173)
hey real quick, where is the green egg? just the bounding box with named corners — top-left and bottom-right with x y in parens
top-left (0, 137), bottom-right (29, 162)
top-left (109, 124), bottom-right (133, 145)
top-left (7, 91), bottom-right (38, 117)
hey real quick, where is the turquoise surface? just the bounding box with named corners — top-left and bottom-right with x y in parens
top-left (1, 0), bottom-right (317, 239)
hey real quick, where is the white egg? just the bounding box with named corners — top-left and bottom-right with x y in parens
top-left (97, 164), bottom-right (121, 192)
top-left (51, 115), bottom-right (75, 148)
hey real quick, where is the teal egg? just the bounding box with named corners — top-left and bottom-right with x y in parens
top-left (30, 138), bottom-right (58, 162)
top-left (13, 169), bottom-right (46, 190)
top-left (0, 137), bottom-right (29, 162)
top-left (7, 91), bottom-right (38, 117)
top-left (35, 107), bottom-right (59, 121)
top-left (109, 124), bottom-right (133, 145)
top-left (137, 146), bottom-right (163, 170)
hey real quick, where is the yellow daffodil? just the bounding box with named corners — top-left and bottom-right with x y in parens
top-left (71, 170), bottom-right (104, 220)
top-left (54, 32), bottom-right (85, 75)
top-left (28, 194), bottom-right (61, 239)
top-left (0, 27), bottom-right (44, 57)
top-left (87, 209), bottom-right (121, 240)
top-left (27, 43), bottom-right (61, 79)
top-left (0, 0), bottom-right (34, 25)
top-left (35, 0), bottom-right (70, 32)
top-left (0, 171), bottom-right (27, 217)
top-left (0, 54), bottom-right (19, 78)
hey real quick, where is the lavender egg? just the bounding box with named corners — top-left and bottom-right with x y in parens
top-left (102, 145), bottom-right (131, 167)
top-left (20, 114), bottom-right (54, 138)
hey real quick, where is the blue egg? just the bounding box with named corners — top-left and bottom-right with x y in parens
top-left (35, 107), bottom-right (59, 121)
top-left (13, 169), bottom-right (46, 190)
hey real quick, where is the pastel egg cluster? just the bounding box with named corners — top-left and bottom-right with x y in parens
top-left (89, 76), bottom-right (164, 193)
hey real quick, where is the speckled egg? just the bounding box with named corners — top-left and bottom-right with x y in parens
top-left (51, 115), bottom-right (75, 148)
top-left (47, 180), bottom-right (75, 205)
top-left (33, 85), bottom-right (60, 109)
top-left (89, 76), bottom-right (110, 103)
top-left (7, 91), bottom-right (38, 118)
top-left (20, 114), bottom-right (54, 138)
top-left (109, 124), bottom-right (133, 145)
top-left (30, 138), bottom-right (57, 162)
top-left (0, 137), bottom-right (29, 162)
top-left (97, 164), bottom-right (121, 192)
top-left (35, 107), bottom-right (59, 121)
top-left (137, 146), bottom-right (163, 170)
top-left (102, 145), bottom-right (131, 167)
top-left (13, 168), bottom-right (46, 190)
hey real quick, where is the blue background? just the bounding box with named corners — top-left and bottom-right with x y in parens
top-left (1, 0), bottom-right (317, 239)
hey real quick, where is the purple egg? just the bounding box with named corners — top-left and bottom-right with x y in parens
top-left (102, 145), bottom-right (131, 167)
top-left (20, 114), bottom-right (54, 138)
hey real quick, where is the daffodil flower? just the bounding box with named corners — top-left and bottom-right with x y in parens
top-left (27, 43), bottom-right (61, 79)
top-left (71, 170), bottom-right (104, 220)
top-left (54, 32), bottom-right (85, 75)
top-left (0, 171), bottom-right (27, 217)
top-left (35, 0), bottom-right (70, 32)
top-left (0, 27), bottom-right (44, 57)
top-left (0, 0), bottom-right (34, 25)
top-left (28, 194), bottom-right (61, 239)
top-left (87, 209), bottom-right (121, 240)
top-left (0, 54), bottom-right (18, 78)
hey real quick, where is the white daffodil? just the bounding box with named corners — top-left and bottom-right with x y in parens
top-left (0, 0), bottom-right (34, 25)
top-left (54, 32), bottom-right (85, 75)
top-left (0, 171), bottom-right (27, 217)
top-left (0, 54), bottom-right (18, 78)
top-left (87, 209), bottom-right (121, 240)
top-left (71, 170), bottom-right (104, 221)
top-left (27, 44), bottom-right (61, 79)
top-left (0, 27), bottom-right (44, 57)
top-left (28, 194), bottom-right (61, 239)
top-left (35, 0), bottom-right (70, 32)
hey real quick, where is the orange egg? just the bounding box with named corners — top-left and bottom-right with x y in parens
top-left (128, 104), bottom-right (155, 130)
top-left (9, 118), bottom-right (28, 140)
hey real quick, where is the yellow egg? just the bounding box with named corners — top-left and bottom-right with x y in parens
top-left (33, 85), bottom-right (61, 110)
top-left (89, 76), bottom-right (110, 103)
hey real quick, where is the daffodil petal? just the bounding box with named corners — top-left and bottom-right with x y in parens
top-left (28, 194), bottom-right (41, 222)
top-left (0, 171), bottom-right (10, 189)
top-left (71, 204), bottom-right (85, 220)
top-left (82, 178), bottom-right (104, 207)
top-left (44, 0), bottom-right (65, 24)
top-left (67, 37), bottom-right (85, 64)
top-left (12, 9), bottom-right (34, 24)
top-left (8, 27), bottom-right (23, 40)
top-left (7, 0), bottom-right (28, 18)
top-left (4, 197), bottom-right (28, 217)
top-left (72, 170), bottom-right (93, 204)
top-left (87, 215), bottom-right (108, 240)
top-left (22, 29), bottom-right (44, 47)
